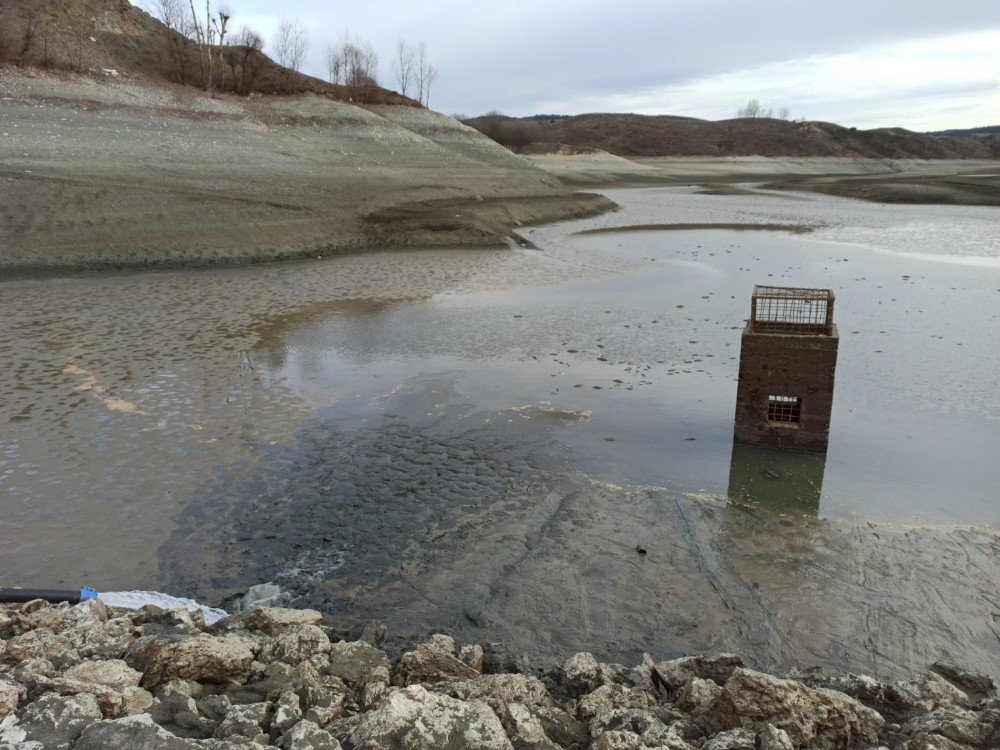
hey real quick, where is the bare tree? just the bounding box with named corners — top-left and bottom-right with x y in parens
top-left (392, 39), bottom-right (415, 97)
top-left (16, 9), bottom-right (40, 61)
top-left (209, 4), bottom-right (231, 90)
top-left (273, 17), bottom-right (308, 72)
top-left (423, 64), bottom-right (437, 107)
top-left (325, 32), bottom-right (379, 89)
top-left (142, 0), bottom-right (195, 81)
top-left (186, 0), bottom-right (208, 84)
top-left (415, 43), bottom-right (437, 107)
top-left (143, 0), bottom-right (189, 33)
top-left (737, 99), bottom-right (790, 120)
top-left (737, 98), bottom-right (761, 118)
top-left (226, 25), bottom-right (264, 93)
top-left (325, 41), bottom-right (343, 84)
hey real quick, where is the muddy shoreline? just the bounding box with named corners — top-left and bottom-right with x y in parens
top-left (526, 154), bottom-right (1000, 206)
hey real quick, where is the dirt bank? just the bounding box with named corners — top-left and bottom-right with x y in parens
top-left (0, 67), bottom-right (614, 275)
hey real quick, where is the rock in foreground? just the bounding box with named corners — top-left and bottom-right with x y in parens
top-left (0, 599), bottom-right (997, 749)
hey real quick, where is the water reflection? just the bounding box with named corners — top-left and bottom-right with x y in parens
top-left (727, 443), bottom-right (827, 516)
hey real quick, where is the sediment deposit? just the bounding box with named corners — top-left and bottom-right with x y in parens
top-left (0, 67), bottom-right (612, 274)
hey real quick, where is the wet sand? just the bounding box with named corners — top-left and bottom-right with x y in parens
top-left (2, 184), bottom-right (999, 682)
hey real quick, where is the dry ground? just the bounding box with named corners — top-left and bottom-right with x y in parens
top-left (0, 67), bottom-right (613, 274)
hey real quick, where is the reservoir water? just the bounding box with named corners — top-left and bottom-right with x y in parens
top-left (2, 185), bottom-right (998, 676)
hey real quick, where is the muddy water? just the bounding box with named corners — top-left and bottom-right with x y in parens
top-left (2, 186), bottom-right (999, 678)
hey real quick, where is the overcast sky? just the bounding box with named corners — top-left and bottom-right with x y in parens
top-left (175, 1), bottom-right (999, 130)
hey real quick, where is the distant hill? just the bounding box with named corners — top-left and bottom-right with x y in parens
top-left (0, 0), bottom-right (415, 103)
top-left (928, 125), bottom-right (1000, 137)
top-left (465, 113), bottom-right (1000, 160)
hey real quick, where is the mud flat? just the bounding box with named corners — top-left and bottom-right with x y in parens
top-left (528, 153), bottom-right (1000, 206)
top-left (0, 68), bottom-right (613, 275)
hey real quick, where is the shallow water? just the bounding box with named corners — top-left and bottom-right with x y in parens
top-left (2, 185), bottom-right (999, 675)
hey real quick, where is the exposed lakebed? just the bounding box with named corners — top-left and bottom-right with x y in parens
top-left (2, 186), bottom-right (998, 678)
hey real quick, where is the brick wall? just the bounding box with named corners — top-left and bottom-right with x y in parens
top-left (733, 324), bottom-right (839, 453)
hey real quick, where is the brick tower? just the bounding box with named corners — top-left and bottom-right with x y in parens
top-left (733, 285), bottom-right (839, 453)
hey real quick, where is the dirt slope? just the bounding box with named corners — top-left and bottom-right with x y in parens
top-left (0, 68), bottom-right (613, 274)
top-left (0, 0), bottom-right (411, 101)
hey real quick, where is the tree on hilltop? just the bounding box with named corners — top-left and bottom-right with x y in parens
top-left (392, 40), bottom-right (416, 97)
top-left (737, 99), bottom-right (792, 120)
top-left (325, 32), bottom-right (379, 87)
top-left (415, 42), bottom-right (437, 107)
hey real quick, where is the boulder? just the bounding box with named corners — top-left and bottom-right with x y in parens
top-left (3, 629), bottom-right (75, 664)
top-left (757, 722), bottom-right (795, 750)
top-left (444, 673), bottom-right (555, 709)
top-left (460, 644), bottom-right (486, 673)
top-left (213, 701), bottom-right (271, 742)
top-left (64, 659), bottom-right (142, 691)
top-left (636, 721), bottom-right (697, 749)
top-left (360, 680), bottom-right (389, 712)
top-left (120, 685), bottom-right (154, 716)
top-left (898, 706), bottom-right (983, 747)
top-left (932, 662), bottom-right (995, 698)
top-left (394, 637), bottom-right (479, 686)
top-left (530, 705), bottom-right (589, 749)
top-left (500, 702), bottom-right (561, 750)
top-left (343, 684), bottom-right (513, 750)
top-left (149, 692), bottom-right (209, 734)
top-left (132, 606), bottom-right (205, 635)
top-left (232, 607), bottom-right (324, 637)
top-left (790, 668), bottom-right (890, 711)
top-left (157, 679), bottom-right (204, 700)
top-left (979, 700), bottom-right (1000, 748)
top-left (561, 652), bottom-right (608, 697)
top-left (18, 693), bottom-right (102, 749)
top-left (13, 602), bottom-right (67, 635)
top-left (73, 713), bottom-right (202, 749)
top-left (702, 727), bottom-right (756, 750)
top-left (125, 634), bottom-right (256, 688)
top-left (675, 676), bottom-right (723, 716)
top-left (271, 688), bottom-right (304, 738)
top-left (889, 673), bottom-right (971, 714)
top-left (590, 729), bottom-right (642, 749)
top-left (898, 734), bottom-right (972, 750)
top-left (651, 654), bottom-right (744, 692)
top-left (577, 684), bottom-right (655, 722)
top-left (325, 641), bottom-right (391, 688)
top-left (588, 707), bottom-right (669, 739)
top-left (281, 719), bottom-right (343, 749)
top-left (12, 658), bottom-right (55, 684)
top-left (258, 625), bottom-right (332, 665)
top-left (0, 681), bottom-right (19, 720)
top-left (712, 668), bottom-right (884, 750)
top-left (197, 694), bottom-right (233, 722)
top-left (358, 619), bottom-right (388, 647)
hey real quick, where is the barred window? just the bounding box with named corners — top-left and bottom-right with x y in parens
top-left (768, 395), bottom-right (802, 423)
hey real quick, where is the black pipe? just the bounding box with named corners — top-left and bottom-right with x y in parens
top-left (0, 587), bottom-right (97, 604)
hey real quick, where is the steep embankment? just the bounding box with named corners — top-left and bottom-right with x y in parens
top-left (0, 0), bottom-right (407, 100)
top-left (0, 69), bottom-right (613, 274)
